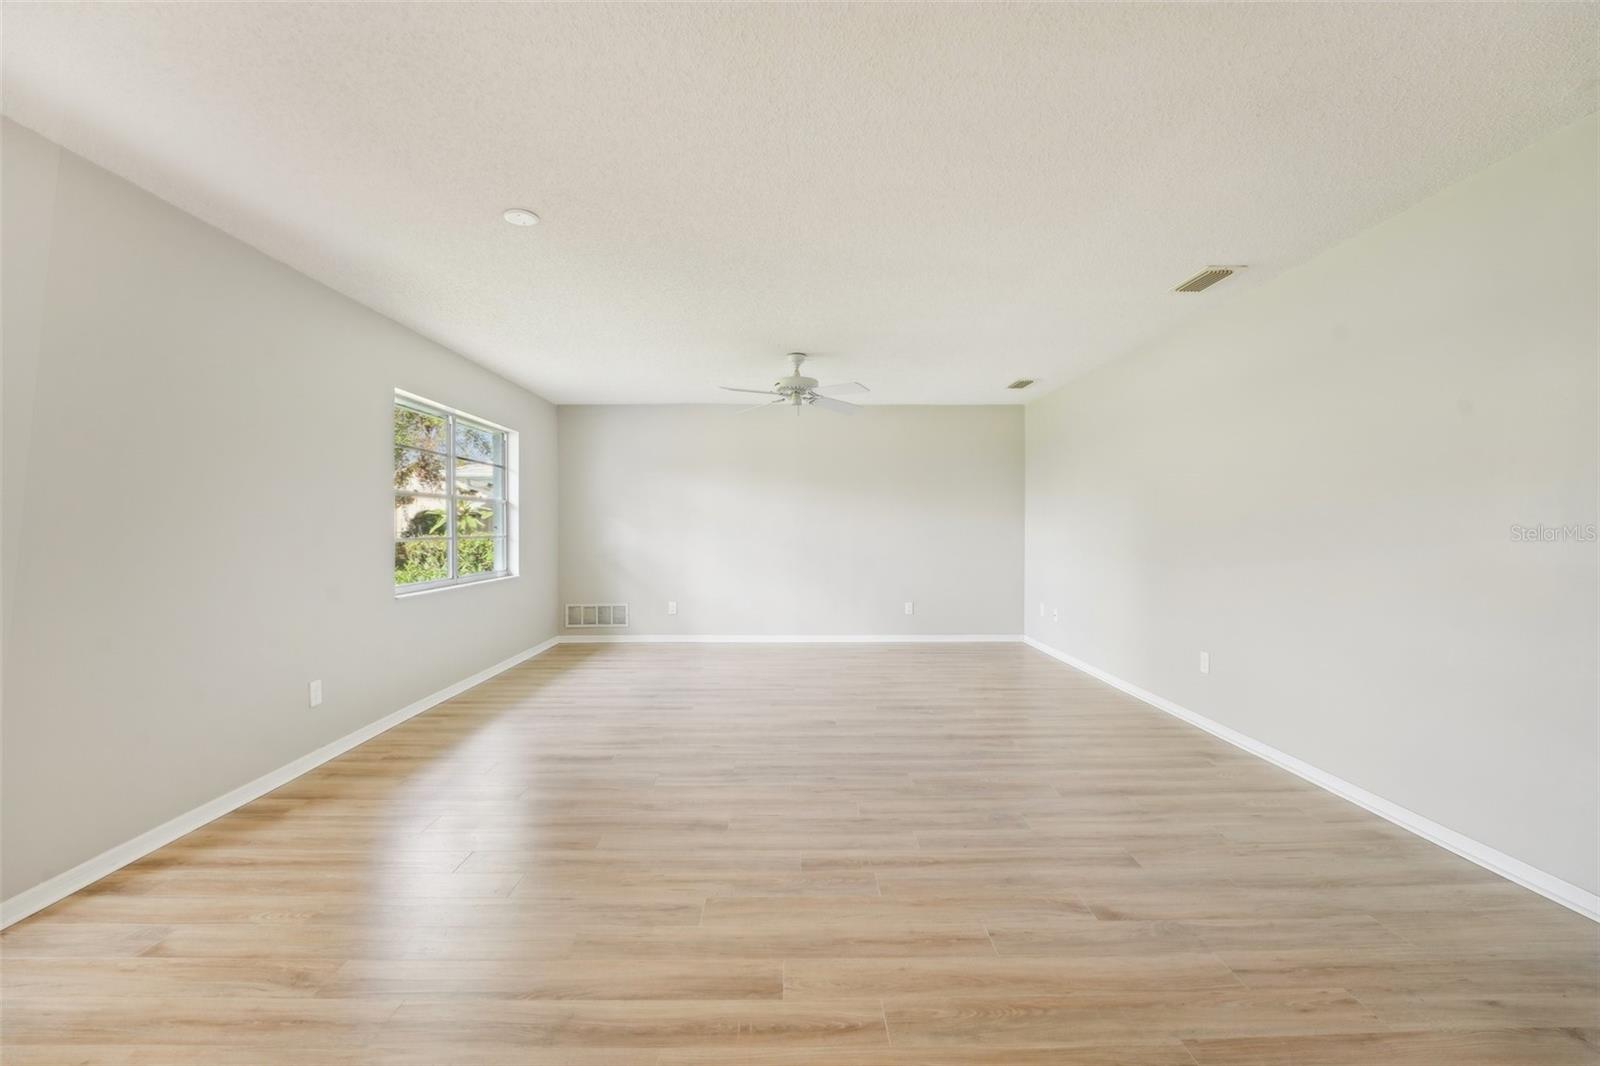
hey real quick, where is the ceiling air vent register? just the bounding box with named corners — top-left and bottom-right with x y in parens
top-left (1174, 267), bottom-right (1243, 293)
top-left (1007, 379), bottom-right (1034, 390)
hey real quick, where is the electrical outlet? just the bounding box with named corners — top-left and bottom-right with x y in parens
top-left (1199, 652), bottom-right (1210, 675)
top-left (308, 680), bottom-right (323, 708)
top-left (904, 601), bottom-right (914, 616)
top-left (667, 600), bottom-right (677, 616)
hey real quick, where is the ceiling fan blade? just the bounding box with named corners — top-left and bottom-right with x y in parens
top-left (815, 382), bottom-right (869, 396)
top-left (719, 385), bottom-right (782, 396)
top-left (808, 394), bottom-right (860, 415)
top-left (734, 399), bottom-right (786, 415)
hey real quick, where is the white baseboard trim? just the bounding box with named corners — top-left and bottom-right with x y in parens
top-left (559, 633), bottom-right (1023, 644)
top-left (1022, 635), bottom-right (1600, 923)
top-left (0, 636), bottom-right (562, 929)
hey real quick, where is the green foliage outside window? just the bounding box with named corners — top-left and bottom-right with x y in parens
top-left (394, 401), bottom-right (507, 587)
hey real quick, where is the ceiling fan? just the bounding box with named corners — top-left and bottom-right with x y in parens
top-left (719, 352), bottom-right (869, 414)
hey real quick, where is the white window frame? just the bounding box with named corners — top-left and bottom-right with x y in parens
top-left (394, 389), bottom-right (518, 596)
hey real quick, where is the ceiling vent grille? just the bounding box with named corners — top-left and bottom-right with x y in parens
top-left (1174, 266), bottom-right (1242, 293)
top-left (1007, 379), bottom-right (1035, 390)
top-left (566, 603), bottom-right (629, 628)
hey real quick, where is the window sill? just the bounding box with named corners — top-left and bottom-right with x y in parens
top-left (395, 573), bottom-right (517, 599)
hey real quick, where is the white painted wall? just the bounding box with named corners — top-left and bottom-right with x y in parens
top-left (559, 404), bottom-right (1022, 637)
top-left (1024, 115), bottom-right (1598, 894)
top-left (0, 120), bottom-right (560, 900)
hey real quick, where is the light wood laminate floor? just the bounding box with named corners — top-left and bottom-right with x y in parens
top-left (3, 643), bottom-right (1596, 1065)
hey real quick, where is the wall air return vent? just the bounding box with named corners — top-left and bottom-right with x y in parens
top-left (566, 603), bottom-right (629, 628)
top-left (1174, 266), bottom-right (1243, 293)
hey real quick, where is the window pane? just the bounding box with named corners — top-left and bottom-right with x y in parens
top-left (394, 404), bottom-right (449, 454)
top-left (395, 495), bottom-right (449, 539)
top-left (395, 539), bottom-right (449, 585)
top-left (454, 458), bottom-right (503, 500)
top-left (456, 537), bottom-right (504, 577)
top-left (455, 422), bottom-right (503, 464)
top-left (395, 448), bottom-right (449, 494)
top-left (394, 395), bottom-right (513, 592)
top-left (454, 500), bottom-right (503, 537)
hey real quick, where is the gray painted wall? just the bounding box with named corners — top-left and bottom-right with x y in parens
top-left (3, 110), bottom-right (1592, 909)
top-left (1, 120), bottom-right (560, 899)
top-left (558, 404), bottom-right (1023, 637)
top-left (1024, 115), bottom-right (1598, 893)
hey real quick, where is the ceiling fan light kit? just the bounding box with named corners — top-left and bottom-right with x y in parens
top-left (719, 352), bottom-right (870, 414)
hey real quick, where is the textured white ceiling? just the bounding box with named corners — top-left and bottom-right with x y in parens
top-left (4, 3), bottom-right (1596, 404)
